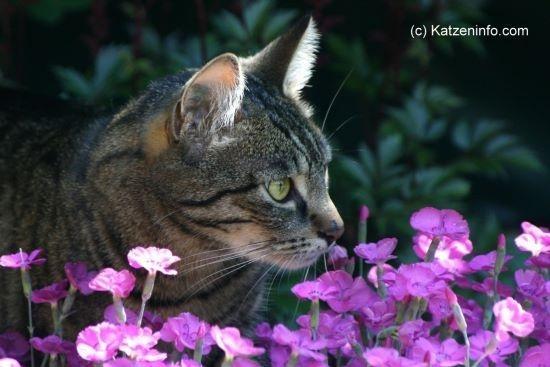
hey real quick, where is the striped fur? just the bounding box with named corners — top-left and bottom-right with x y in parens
top-left (0, 17), bottom-right (343, 357)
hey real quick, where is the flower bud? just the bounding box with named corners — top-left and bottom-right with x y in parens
top-left (359, 205), bottom-right (370, 222)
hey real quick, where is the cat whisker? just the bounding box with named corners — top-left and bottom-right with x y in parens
top-left (183, 253), bottom-right (270, 302)
top-left (235, 261), bottom-right (278, 316)
top-left (321, 68), bottom-right (353, 132)
top-left (327, 115), bottom-right (358, 141)
top-left (179, 246), bottom-right (272, 276)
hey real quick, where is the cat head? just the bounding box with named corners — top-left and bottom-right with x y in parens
top-left (141, 16), bottom-right (343, 270)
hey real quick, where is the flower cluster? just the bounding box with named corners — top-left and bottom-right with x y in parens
top-left (0, 209), bottom-right (549, 367)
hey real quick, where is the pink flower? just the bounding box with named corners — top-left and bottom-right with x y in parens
top-left (468, 251), bottom-right (511, 273)
top-left (76, 322), bottom-right (122, 362)
top-left (317, 270), bottom-right (377, 313)
top-left (410, 338), bottom-right (465, 367)
top-left (118, 325), bottom-right (166, 362)
top-left (398, 320), bottom-right (429, 348)
top-left (527, 252), bottom-right (550, 268)
top-left (363, 347), bottom-right (421, 367)
top-left (470, 278), bottom-right (513, 298)
top-left (410, 207), bottom-right (469, 240)
top-left (65, 262), bottom-right (97, 295)
top-left (0, 249), bottom-right (45, 270)
top-left (389, 263), bottom-right (441, 301)
top-left (470, 330), bottom-right (518, 366)
top-left (367, 263), bottom-right (396, 289)
top-left (297, 312), bottom-right (359, 350)
top-left (210, 326), bottom-right (264, 359)
top-left (520, 343), bottom-right (550, 367)
top-left (30, 335), bottom-right (73, 355)
top-left (104, 358), bottom-right (165, 367)
top-left (493, 297), bottom-right (535, 341)
top-left (89, 268), bottom-right (136, 298)
top-left (361, 299), bottom-right (396, 333)
top-left (31, 280), bottom-right (68, 304)
top-left (159, 312), bottom-right (214, 354)
top-left (354, 238), bottom-right (397, 264)
top-left (179, 358), bottom-right (202, 367)
top-left (127, 247), bottom-right (180, 275)
top-left (104, 305), bottom-right (138, 325)
top-left (0, 332), bottom-right (29, 360)
top-left (328, 245), bottom-right (352, 270)
top-left (515, 221), bottom-right (550, 257)
top-left (291, 280), bottom-right (337, 301)
top-left (515, 269), bottom-right (546, 303)
top-left (0, 359), bottom-right (21, 367)
top-left (271, 324), bottom-right (326, 362)
top-left (413, 234), bottom-right (472, 273)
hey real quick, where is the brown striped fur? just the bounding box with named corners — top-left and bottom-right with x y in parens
top-left (0, 17), bottom-right (343, 352)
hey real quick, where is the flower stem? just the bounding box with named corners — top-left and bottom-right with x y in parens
top-left (424, 237), bottom-right (440, 262)
top-left (221, 356), bottom-right (234, 367)
top-left (57, 286), bottom-right (76, 337)
top-left (20, 268), bottom-right (36, 367)
top-left (51, 303), bottom-right (61, 336)
top-left (357, 211), bottom-right (368, 277)
top-left (193, 337), bottom-right (204, 362)
top-left (113, 295), bottom-right (126, 324)
top-left (376, 264), bottom-right (387, 298)
top-left (310, 299), bottom-right (320, 340)
top-left (137, 272), bottom-right (156, 327)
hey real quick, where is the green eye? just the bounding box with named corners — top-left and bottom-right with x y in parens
top-left (266, 178), bottom-right (292, 201)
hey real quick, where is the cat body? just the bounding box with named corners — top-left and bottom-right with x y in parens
top-left (0, 17), bottom-right (343, 341)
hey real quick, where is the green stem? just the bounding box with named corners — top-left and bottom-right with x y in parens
top-left (285, 353), bottom-right (298, 367)
top-left (376, 264), bottom-right (387, 298)
top-left (463, 330), bottom-right (471, 367)
top-left (425, 237), bottom-right (440, 262)
top-left (221, 357), bottom-right (233, 367)
top-left (193, 338), bottom-right (204, 362)
top-left (51, 303), bottom-right (61, 336)
top-left (137, 272), bottom-right (156, 327)
top-left (310, 300), bottom-right (320, 340)
top-left (21, 268), bottom-right (36, 367)
top-left (113, 295), bottom-right (126, 324)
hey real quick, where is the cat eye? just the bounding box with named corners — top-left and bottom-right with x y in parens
top-left (265, 178), bottom-right (292, 202)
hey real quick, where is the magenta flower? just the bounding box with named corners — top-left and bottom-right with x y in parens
top-left (317, 270), bottom-right (377, 313)
top-left (410, 338), bottom-right (465, 367)
top-left (104, 305), bottom-right (137, 325)
top-left (65, 262), bottom-right (97, 295)
top-left (271, 324), bottom-right (326, 362)
top-left (297, 312), bottom-right (359, 350)
top-left (76, 322), bottom-right (122, 362)
top-left (520, 343), bottom-right (550, 367)
top-left (398, 320), bottom-right (429, 348)
top-left (515, 221), bottom-right (550, 257)
top-left (363, 347), bottom-right (420, 367)
top-left (468, 251), bottom-right (511, 273)
top-left (118, 325), bottom-right (166, 362)
top-left (0, 332), bottom-right (29, 360)
top-left (30, 335), bottom-right (73, 355)
top-left (515, 269), bottom-right (546, 303)
top-left (354, 238), bottom-right (397, 264)
top-left (526, 252), bottom-right (550, 268)
top-left (159, 312), bottom-right (214, 354)
top-left (291, 280), bottom-right (336, 302)
top-left (328, 245), bottom-right (352, 270)
top-left (179, 358), bottom-right (203, 367)
top-left (470, 278), bottom-right (513, 298)
top-left (410, 207), bottom-right (469, 240)
top-left (360, 299), bottom-right (396, 333)
top-left (0, 249), bottom-right (45, 270)
top-left (31, 280), bottom-right (68, 304)
top-left (232, 358), bottom-right (261, 367)
top-left (413, 234), bottom-right (472, 273)
top-left (389, 263), bottom-right (440, 301)
top-left (470, 330), bottom-right (518, 366)
top-left (89, 268), bottom-right (136, 298)
top-left (0, 359), bottom-right (21, 367)
top-left (103, 358), bottom-right (165, 367)
top-left (367, 263), bottom-right (396, 289)
top-left (493, 297), bottom-right (535, 341)
top-left (210, 326), bottom-right (264, 359)
top-left (127, 247), bottom-right (181, 275)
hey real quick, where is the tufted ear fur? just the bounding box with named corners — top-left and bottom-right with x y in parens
top-left (170, 53), bottom-right (245, 141)
top-left (243, 16), bottom-right (319, 103)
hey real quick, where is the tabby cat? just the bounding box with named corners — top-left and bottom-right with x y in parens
top-left (0, 16), bottom-right (344, 342)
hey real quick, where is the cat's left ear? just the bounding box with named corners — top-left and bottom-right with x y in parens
top-left (243, 16), bottom-right (320, 102)
top-left (171, 53), bottom-right (245, 141)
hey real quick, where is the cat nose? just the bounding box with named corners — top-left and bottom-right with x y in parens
top-left (313, 201), bottom-right (344, 244)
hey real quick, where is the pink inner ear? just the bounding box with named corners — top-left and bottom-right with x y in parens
top-left (194, 57), bottom-right (239, 88)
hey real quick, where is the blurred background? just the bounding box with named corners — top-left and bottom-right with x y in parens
top-left (1, 0), bottom-right (548, 322)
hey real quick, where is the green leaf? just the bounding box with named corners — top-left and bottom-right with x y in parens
top-left (54, 67), bottom-right (92, 98)
top-left (243, 0), bottom-right (272, 36)
top-left (25, 0), bottom-right (91, 24)
top-left (451, 120), bottom-right (471, 150)
top-left (378, 135), bottom-right (403, 168)
top-left (262, 10), bottom-right (298, 42)
top-left (213, 11), bottom-right (248, 41)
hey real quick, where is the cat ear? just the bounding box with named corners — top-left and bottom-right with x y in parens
top-left (244, 16), bottom-right (319, 100)
top-left (171, 53), bottom-right (245, 141)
